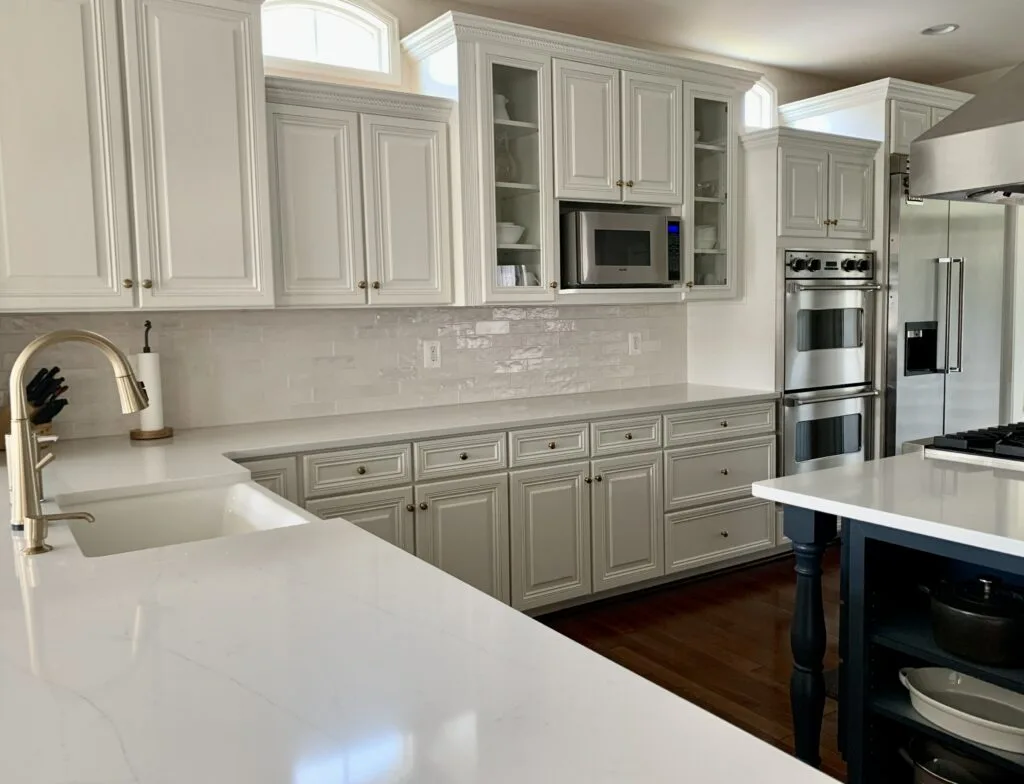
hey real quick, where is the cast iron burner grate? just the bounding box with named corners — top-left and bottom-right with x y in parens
top-left (931, 423), bottom-right (1024, 459)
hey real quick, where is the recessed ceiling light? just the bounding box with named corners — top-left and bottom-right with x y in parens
top-left (921, 23), bottom-right (960, 35)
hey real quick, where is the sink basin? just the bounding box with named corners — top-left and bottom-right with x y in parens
top-left (65, 482), bottom-right (315, 557)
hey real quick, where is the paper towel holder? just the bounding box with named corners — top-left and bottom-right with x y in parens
top-left (130, 320), bottom-right (174, 442)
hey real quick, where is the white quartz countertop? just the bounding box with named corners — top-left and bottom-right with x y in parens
top-left (753, 452), bottom-right (1024, 557)
top-left (1, 384), bottom-right (837, 784)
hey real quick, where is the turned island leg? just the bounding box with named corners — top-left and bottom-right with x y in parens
top-left (783, 507), bottom-right (837, 768)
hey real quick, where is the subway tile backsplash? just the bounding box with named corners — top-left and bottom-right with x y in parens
top-left (0, 305), bottom-right (686, 439)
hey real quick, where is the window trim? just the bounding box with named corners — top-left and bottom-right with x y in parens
top-left (744, 78), bottom-right (778, 131)
top-left (261, 0), bottom-right (401, 87)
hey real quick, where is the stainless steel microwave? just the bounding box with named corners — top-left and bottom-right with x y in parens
top-left (561, 210), bottom-right (679, 288)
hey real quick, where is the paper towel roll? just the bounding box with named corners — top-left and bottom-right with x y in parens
top-left (132, 352), bottom-right (164, 432)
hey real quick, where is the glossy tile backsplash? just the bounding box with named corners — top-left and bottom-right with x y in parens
top-left (0, 305), bottom-right (686, 439)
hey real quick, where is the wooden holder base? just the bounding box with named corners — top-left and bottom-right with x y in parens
top-left (129, 426), bottom-right (174, 441)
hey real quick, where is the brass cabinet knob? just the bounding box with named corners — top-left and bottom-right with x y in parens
top-left (720, 421), bottom-right (729, 428)
top-left (549, 281), bottom-right (557, 289)
top-left (372, 281), bottom-right (381, 289)
top-left (356, 466), bottom-right (367, 475)
top-left (122, 278), bottom-right (134, 289)
top-left (406, 504), bottom-right (415, 512)
top-left (358, 280), bottom-right (367, 289)
top-left (685, 281), bottom-right (694, 288)
top-left (595, 475), bottom-right (603, 482)
top-left (626, 180), bottom-right (635, 187)
top-left (419, 502), bottom-right (428, 511)
top-left (585, 476), bottom-right (593, 484)
top-left (548, 441), bottom-right (557, 449)
top-left (720, 530), bottom-right (729, 538)
top-left (624, 433), bottom-right (633, 440)
top-left (459, 452), bottom-right (469, 461)
top-left (141, 279), bottom-right (153, 289)
top-left (720, 468), bottom-right (729, 475)
top-left (615, 179), bottom-right (624, 187)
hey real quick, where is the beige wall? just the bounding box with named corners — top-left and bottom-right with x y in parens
top-left (939, 66), bottom-right (1013, 94)
top-left (384, 0), bottom-right (847, 103)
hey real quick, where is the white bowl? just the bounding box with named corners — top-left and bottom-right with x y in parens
top-left (695, 225), bottom-right (718, 250)
top-left (497, 223), bottom-right (526, 245)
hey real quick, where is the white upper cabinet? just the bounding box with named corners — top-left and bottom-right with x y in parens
top-left (621, 73), bottom-right (683, 204)
top-left (361, 114), bottom-right (452, 305)
top-left (267, 105), bottom-right (366, 306)
top-left (554, 60), bottom-right (682, 205)
top-left (553, 61), bottom-right (621, 201)
top-left (778, 141), bottom-right (874, 240)
top-left (0, 0), bottom-right (134, 311)
top-left (779, 146), bottom-right (828, 237)
top-left (931, 107), bottom-right (953, 125)
top-left (827, 152), bottom-right (874, 239)
top-left (122, 0), bottom-right (273, 308)
top-left (890, 100), bottom-right (932, 155)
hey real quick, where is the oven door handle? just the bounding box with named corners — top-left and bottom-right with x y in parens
top-left (788, 283), bottom-right (882, 292)
top-left (783, 389), bottom-right (879, 407)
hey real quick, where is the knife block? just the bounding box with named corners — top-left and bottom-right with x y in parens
top-left (0, 404), bottom-right (54, 452)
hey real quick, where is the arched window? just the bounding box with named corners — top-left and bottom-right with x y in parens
top-left (262, 0), bottom-right (399, 85)
top-left (744, 78), bottom-right (778, 131)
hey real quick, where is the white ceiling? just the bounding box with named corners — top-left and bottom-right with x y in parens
top-left (459, 0), bottom-right (1024, 84)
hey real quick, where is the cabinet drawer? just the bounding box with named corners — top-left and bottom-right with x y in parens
top-left (666, 498), bottom-right (775, 574)
top-left (664, 402), bottom-right (775, 446)
top-left (591, 415), bottom-right (662, 457)
top-left (414, 432), bottom-right (507, 481)
top-left (509, 423), bottom-right (589, 467)
top-left (665, 435), bottom-right (775, 510)
top-left (302, 443), bottom-right (412, 497)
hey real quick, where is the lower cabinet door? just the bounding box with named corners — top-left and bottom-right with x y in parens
top-left (241, 456), bottom-right (300, 505)
top-left (415, 474), bottom-right (510, 603)
top-left (591, 452), bottom-right (665, 591)
top-left (510, 462), bottom-right (591, 611)
top-left (665, 497), bottom-right (774, 574)
top-left (305, 487), bottom-right (415, 553)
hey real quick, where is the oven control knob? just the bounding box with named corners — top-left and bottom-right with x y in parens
top-left (841, 258), bottom-right (857, 272)
top-left (808, 258), bottom-right (822, 272)
top-left (789, 257), bottom-right (809, 272)
top-left (856, 257), bottom-right (871, 273)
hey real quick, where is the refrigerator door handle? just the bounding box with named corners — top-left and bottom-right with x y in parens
top-left (935, 258), bottom-right (953, 372)
top-left (948, 258), bottom-right (965, 373)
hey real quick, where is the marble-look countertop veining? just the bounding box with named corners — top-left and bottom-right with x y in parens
top-left (1, 384), bottom-right (839, 784)
top-left (753, 452), bottom-right (1024, 558)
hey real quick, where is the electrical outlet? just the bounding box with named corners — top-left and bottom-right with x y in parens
top-left (423, 340), bottom-right (441, 368)
top-left (628, 332), bottom-right (642, 356)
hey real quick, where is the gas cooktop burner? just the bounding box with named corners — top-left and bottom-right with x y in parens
top-left (931, 424), bottom-right (1024, 459)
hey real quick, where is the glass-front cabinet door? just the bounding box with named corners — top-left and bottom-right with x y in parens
top-left (480, 48), bottom-right (555, 303)
top-left (684, 85), bottom-right (738, 299)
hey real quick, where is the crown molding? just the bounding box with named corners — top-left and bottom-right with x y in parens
top-left (403, 11), bottom-right (760, 91)
top-left (265, 76), bottom-right (454, 120)
top-left (780, 77), bottom-right (973, 123)
top-left (741, 126), bottom-right (881, 153)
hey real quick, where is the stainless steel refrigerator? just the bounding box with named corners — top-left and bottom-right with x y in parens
top-left (885, 154), bottom-right (1010, 454)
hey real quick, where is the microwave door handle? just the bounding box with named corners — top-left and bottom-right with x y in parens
top-left (935, 258), bottom-right (952, 372)
top-left (948, 257), bottom-right (965, 373)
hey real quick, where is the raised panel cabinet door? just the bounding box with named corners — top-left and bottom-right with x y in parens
top-left (0, 0), bottom-right (134, 311)
top-left (306, 487), bottom-right (415, 553)
top-left (778, 146), bottom-right (828, 238)
top-left (361, 115), bottom-right (452, 305)
top-left (415, 474), bottom-right (510, 602)
top-left (553, 60), bottom-right (621, 201)
top-left (509, 462), bottom-right (591, 611)
top-left (241, 455), bottom-right (300, 505)
top-left (827, 152), bottom-right (874, 240)
top-left (591, 452), bottom-right (664, 592)
top-left (621, 72), bottom-right (682, 205)
top-left (890, 100), bottom-right (932, 155)
top-left (267, 105), bottom-right (366, 306)
top-left (121, 0), bottom-right (273, 308)
top-left (930, 107), bottom-right (953, 126)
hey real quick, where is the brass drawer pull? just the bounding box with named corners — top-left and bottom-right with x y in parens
top-left (595, 475), bottom-right (603, 482)
top-left (356, 466), bottom-right (367, 475)
top-left (585, 476), bottom-right (593, 484)
top-left (358, 280), bottom-right (367, 289)
top-left (459, 452), bottom-right (469, 461)
top-left (624, 432), bottom-right (633, 440)
top-left (720, 530), bottom-right (729, 538)
top-left (141, 279), bottom-right (153, 289)
top-left (720, 420), bottom-right (729, 428)
top-left (720, 468), bottom-right (729, 476)
top-left (616, 179), bottom-right (624, 187)
top-left (406, 504), bottom-right (415, 512)
top-left (419, 502), bottom-right (428, 511)
top-left (122, 278), bottom-right (134, 289)
top-left (372, 281), bottom-right (381, 289)
top-left (626, 180), bottom-right (634, 187)
top-left (548, 441), bottom-right (557, 449)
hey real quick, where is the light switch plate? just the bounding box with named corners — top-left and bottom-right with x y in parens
top-left (423, 340), bottom-right (441, 368)
top-left (628, 332), bottom-right (642, 356)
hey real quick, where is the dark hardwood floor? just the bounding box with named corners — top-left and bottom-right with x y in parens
top-left (541, 548), bottom-right (844, 781)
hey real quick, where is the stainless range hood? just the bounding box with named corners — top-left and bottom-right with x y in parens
top-left (910, 62), bottom-right (1024, 204)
